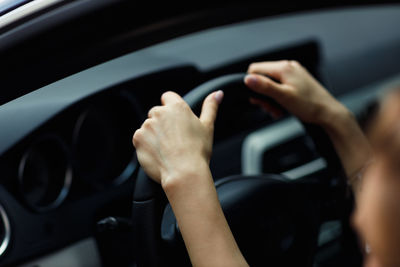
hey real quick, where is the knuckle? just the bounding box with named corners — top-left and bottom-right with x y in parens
top-left (289, 60), bottom-right (303, 71)
top-left (149, 107), bottom-right (161, 117)
top-left (132, 130), bottom-right (142, 145)
top-left (161, 91), bottom-right (172, 101)
top-left (142, 119), bottom-right (152, 129)
top-left (147, 108), bottom-right (153, 118)
top-left (281, 60), bottom-right (301, 74)
top-left (175, 101), bottom-right (188, 110)
top-left (139, 119), bottom-right (153, 132)
top-left (248, 63), bottom-right (259, 72)
top-left (161, 91), bottom-right (171, 98)
top-left (281, 60), bottom-right (292, 71)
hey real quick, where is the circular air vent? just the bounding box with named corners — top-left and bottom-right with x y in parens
top-left (72, 93), bottom-right (140, 189)
top-left (0, 205), bottom-right (11, 257)
top-left (18, 135), bottom-right (72, 212)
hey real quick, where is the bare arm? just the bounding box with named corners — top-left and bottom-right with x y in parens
top-left (320, 107), bottom-right (372, 193)
top-left (132, 60), bottom-right (371, 266)
top-left (245, 60), bottom-right (372, 194)
top-left (163, 163), bottom-right (248, 267)
top-left (133, 91), bottom-right (248, 267)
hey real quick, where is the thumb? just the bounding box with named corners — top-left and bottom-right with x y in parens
top-left (199, 90), bottom-right (224, 128)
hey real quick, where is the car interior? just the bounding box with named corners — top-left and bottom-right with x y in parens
top-left (0, 1), bottom-right (399, 266)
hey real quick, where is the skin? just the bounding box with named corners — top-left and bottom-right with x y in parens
top-left (133, 60), bottom-right (398, 266)
top-left (133, 91), bottom-right (248, 267)
top-left (245, 60), bottom-right (372, 190)
top-left (353, 90), bottom-right (400, 267)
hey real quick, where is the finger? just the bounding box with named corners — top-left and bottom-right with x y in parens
top-left (249, 98), bottom-right (283, 119)
top-left (148, 106), bottom-right (163, 118)
top-left (199, 90), bottom-right (224, 128)
top-left (244, 74), bottom-right (287, 99)
top-left (247, 60), bottom-right (293, 81)
top-left (161, 91), bottom-right (184, 105)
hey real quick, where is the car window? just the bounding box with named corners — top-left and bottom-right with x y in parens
top-left (0, 0), bottom-right (32, 15)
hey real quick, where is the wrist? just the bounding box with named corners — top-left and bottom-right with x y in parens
top-left (319, 103), bottom-right (355, 137)
top-left (318, 102), bottom-right (373, 182)
top-left (161, 159), bottom-right (211, 196)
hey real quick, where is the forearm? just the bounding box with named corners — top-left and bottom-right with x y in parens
top-left (162, 161), bottom-right (248, 267)
top-left (245, 60), bottom-right (372, 193)
top-left (320, 105), bottom-right (372, 193)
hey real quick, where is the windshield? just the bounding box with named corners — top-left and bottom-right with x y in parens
top-left (0, 0), bottom-right (32, 15)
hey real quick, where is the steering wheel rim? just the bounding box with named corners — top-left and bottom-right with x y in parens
top-left (132, 73), bottom-right (345, 267)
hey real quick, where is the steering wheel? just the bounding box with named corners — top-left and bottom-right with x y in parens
top-left (132, 73), bottom-right (345, 267)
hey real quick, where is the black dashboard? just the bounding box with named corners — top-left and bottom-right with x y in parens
top-left (0, 3), bottom-right (399, 266)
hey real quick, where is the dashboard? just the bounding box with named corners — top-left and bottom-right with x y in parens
top-left (0, 3), bottom-right (399, 266)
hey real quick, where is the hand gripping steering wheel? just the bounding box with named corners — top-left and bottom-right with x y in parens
top-left (132, 73), bottom-right (345, 267)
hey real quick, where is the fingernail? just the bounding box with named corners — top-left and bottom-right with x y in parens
top-left (245, 75), bottom-right (258, 86)
top-left (214, 90), bottom-right (224, 104)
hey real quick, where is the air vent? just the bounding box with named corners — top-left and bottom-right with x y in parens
top-left (0, 204), bottom-right (11, 257)
top-left (18, 135), bottom-right (72, 212)
top-left (262, 135), bottom-right (318, 174)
